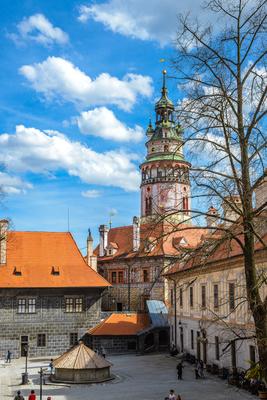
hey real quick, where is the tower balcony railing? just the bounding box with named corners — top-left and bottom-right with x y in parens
top-left (141, 176), bottom-right (190, 185)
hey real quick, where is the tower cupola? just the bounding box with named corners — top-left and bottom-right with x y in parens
top-left (140, 70), bottom-right (191, 224)
top-left (155, 70), bottom-right (175, 125)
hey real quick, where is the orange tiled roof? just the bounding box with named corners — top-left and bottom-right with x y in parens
top-left (88, 313), bottom-right (151, 336)
top-left (0, 231), bottom-right (111, 288)
top-left (165, 232), bottom-right (267, 276)
top-left (96, 222), bottom-right (207, 261)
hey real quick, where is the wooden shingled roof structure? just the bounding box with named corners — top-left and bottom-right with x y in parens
top-left (53, 342), bottom-right (112, 370)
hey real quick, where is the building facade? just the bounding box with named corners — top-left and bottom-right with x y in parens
top-left (0, 224), bottom-right (110, 358)
top-left (165, 230), bottom-right (267, 371)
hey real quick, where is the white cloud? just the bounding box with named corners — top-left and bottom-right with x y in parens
top-left (78, 0), bottom-right (205, 46)
top-left (19, 57), bottom-right (153, 111)
top-left (10, 14), bottom-right (68, 46)
top-left (76, 107), bottom-right (144, 142)
top-left (0, 171), bottom-right (32, 195)
top-left (0, 125), bottom-right (139, 191)
top-left (81, 189), bottom-right (101, 198)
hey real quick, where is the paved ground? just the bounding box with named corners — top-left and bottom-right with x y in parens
top-left (0, 354), bottom-right (256, 400)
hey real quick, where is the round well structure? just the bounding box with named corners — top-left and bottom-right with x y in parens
top-left (52, 342), bottom-right (112, 383)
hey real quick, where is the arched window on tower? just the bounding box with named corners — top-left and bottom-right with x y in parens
top-left (164, 144), bottom-right (169, 152)
top-left (145, 197), bottom-right (152, 216)
top-left (182, 196), bottom-right (189, 215)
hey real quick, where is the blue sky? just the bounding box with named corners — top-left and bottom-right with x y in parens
top-left (0, 0), bottom-right (207, 251)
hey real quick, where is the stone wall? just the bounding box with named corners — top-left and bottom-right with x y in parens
top-left (0, 287), bottom-right (104, 358)
top-left (85, 335), bottom-right (138, 354)
top-left (98, 257), bottom-right (167, 312)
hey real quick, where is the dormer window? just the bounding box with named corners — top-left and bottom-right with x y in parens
top-left (51, 266), bottom-right (60, 275)
top-left (13, 267), bottom-right (22, 276)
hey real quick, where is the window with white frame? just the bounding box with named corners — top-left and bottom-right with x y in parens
top-left (65, 297), bottom-right (83, 313)
top-left (17, 298), bottom-right (36, 314)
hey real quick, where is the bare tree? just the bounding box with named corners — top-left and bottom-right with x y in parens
top-left (166, 0), bottom-right (267, 380)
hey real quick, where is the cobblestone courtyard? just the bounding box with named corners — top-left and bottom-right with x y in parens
top-left (0, 354), bottom-right (255, 400)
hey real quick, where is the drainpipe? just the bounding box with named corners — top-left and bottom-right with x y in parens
top-left (169, 277), bottom-right (177, 347)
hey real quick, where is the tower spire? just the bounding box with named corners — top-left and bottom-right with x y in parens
top-left (162, 69), bottom-right (167, 96)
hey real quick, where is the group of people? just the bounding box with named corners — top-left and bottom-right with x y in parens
top-left (175, 360), bottom-right (205, 380)
top-left (14, 390), bottom-right (52, 400)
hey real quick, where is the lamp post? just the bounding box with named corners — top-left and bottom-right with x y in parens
top-left (21, 344), bottom-right (29, 384)
top-left (38, 367), bottom-right (43, 400)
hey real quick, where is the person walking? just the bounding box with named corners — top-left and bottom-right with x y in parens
top-left (176, 361), bottom-right (184, 380)
top-left (49, 359), bottom-right (53, 375)
top-left (199, 359), bottom-right (204, 378)
top-left (195, 361), bottom-right (200, 379)
top-left (6, 349), bottom-right (11, 363)
top-left (14, 391), bottom-right (24, 400)
top-left (28, 390), bottom-right (36, 400)
top-left (101, 346), bottom-right (106, 358)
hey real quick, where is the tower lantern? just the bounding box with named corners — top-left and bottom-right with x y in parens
top-left (140, 70), bottom-right (191, 223)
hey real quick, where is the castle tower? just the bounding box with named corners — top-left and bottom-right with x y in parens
top-left (140, 70), bottom-right (191, 223)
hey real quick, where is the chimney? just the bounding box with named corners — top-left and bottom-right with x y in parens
top-left (86, 229), bottom-right (98, 271)
top-left (99, 224), bottom-right (109, 257)
top-left (206, 206), bottom-right (220, 232)
top-left (0, 219), bottom-right (8, 265)
top-left (222, 195), bottom-right (242, 226)
top-left (133, 216), bottom-right (140, 251)
top-left (255, 170), bottom-right (267, 211)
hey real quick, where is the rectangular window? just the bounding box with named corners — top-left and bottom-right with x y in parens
top-left (190, 287), bottom-right (194, 307)
top-left (65, 298), bottom-right (83, 313)
top-left (143, 269), bottom-right (149, 282)
top-left (28, 298), bottom-right (36, 313)
top-left (75, 298), bottom-right (83, 312)
top-left (65, 297), bottom-right (73, 313)
top-left (201, 286), bottom-right (206, 308)
top-left (191, 330), bottom-right (194, 349)
top-left (70, 332), bottom-right (78, 346)
top-left (18, 298), bottom-right (26, 314)
top-left (229, 283), bottom-right (235, 311)
top-left (111, 271), bottom-right (117, 283)
top-left (170, 289), bottom-right (174, 306)
top-left (17, 298), bottom-right (36, 314)
top-left (249, 345), bottom-right (256, 363)
top-left (214, 284), bottom-right (219, 309)
top-left (37, 334), bottom-right (46, 347)
top-left (215, 336), bottom-right (220, 360)
top-left (118, 271), bottom-right (124, 283)
top-left (179, 288), bottom-right (183, 307)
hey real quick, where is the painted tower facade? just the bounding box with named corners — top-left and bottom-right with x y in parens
top-left (140, 70), bottom-right (191, 223)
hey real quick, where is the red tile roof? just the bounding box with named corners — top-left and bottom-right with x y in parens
top-left (165, 232), bottom-right (267, 276)
top-left (0, 231), bottom-right (111, 288)
top-left (96, 222), bottom-right (206, 261)
top-left (88, 313), bottom-right (151, 336)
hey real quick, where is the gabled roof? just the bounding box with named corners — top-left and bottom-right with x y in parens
top-left (53, 342), bottom-right (111, 370)
top-left (165, 232), bottom-right (267, 276)
top-left (88, 313), bottom-right (151, 336)
top-left (0, 231), bottom-right (111, 288)
top-left (96, 222), bottom-right (206, 262)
